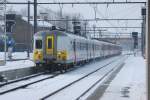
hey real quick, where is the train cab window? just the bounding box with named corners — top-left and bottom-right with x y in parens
top-left (36, 40), bottom-right (42, 49)
top-left (48, 38), bottom-right (52, 49)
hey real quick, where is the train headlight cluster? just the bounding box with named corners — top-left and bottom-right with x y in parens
top-left (34, 50), bottom-right (43, 61)
top-left (57, 51), bottom-right (67, 61)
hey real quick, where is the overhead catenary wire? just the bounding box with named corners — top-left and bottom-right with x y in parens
top-left (1, 1), bottom-right (146, 5)
top-left (15, 0), bottom-right (144, 40)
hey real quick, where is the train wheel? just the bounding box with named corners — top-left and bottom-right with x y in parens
top-left (58, 64), bottom-right (63, 73)
top-left (36, 63), bottom-right (40, 67)
top-left (64, 64), bottom-right (68, 72)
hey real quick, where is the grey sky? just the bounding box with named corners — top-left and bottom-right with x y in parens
top-left (6, 0), bottom-right (146, 34)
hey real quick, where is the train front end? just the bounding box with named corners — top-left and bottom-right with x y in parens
top-left (33, 30), bottom-right (70, 66)
top-left (33, 31), bottom-right (57, 66)
top-left (33, 34), bottom-right (44, 66)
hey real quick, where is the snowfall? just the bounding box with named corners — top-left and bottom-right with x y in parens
top-left (0, 52), bottom-right (147, 100)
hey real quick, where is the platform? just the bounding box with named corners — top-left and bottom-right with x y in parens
top-left (100, 55), bottom-right (146, 100)
top-left (0, 52), bottom-right (34, 72)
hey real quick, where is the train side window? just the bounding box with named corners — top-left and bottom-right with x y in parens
top-left (48, 38), bottom-right (52, 49)
top-left (36, 40), bottom-right (42, 49)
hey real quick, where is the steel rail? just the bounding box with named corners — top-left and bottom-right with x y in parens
top-left (76, 62), bottom-right (125, 100)
top-left (41, 56), bottom-right (123, 100)
top-left (0, 72), bottom-right (60, 95)
top-left (0, 71), bottom-right (47, 87)
top-left (0, 56), bottom-right (121, 96)
top-left (0, 59), bottom-right (92, 94)
top-left (30, 19), bottom-right (143, 22)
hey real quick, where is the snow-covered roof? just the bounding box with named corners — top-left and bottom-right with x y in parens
top-left (22, 17), bottom-right (53, 28)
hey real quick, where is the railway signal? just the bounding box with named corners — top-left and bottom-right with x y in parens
top-left (6, 14), bottom-right (16, 33)
top-left (132, 32), bottom-right (138, 49)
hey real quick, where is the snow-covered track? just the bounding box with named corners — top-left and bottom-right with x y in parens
top-left (0, 55), bottom-right (126, 99)
top-left (0, 60), bottom-right (95, 95)
top-left (76, 62), bottom-right (125, 100)
top-left (6, 58), bottom-right (29, 61)
top-left (41, 56), bottom-right (126, 100)
top-left (0, 72), bottom-right (60, 95)
top-left (0, 71), bottom-right (48, 87)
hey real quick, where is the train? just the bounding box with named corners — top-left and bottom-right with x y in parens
top-left (33, 30), bottom-right (122, 70)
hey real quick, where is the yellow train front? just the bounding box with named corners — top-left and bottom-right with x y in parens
top-left (33, 30), bottom-right (68, 66)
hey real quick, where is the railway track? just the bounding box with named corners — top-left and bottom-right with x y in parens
top-left (0, 55), bottom-right (124, 97)
top-left (0, 61), bottom-right (89, 95)
top-left (6, 58), bottom-right (29, 61)
top-left (76, 62), bottom-right (125, 100)
top-left (0, 71), bottom-right (47, 86)
top-left (0, 72), bottom-right (60, 95)
top-left (40, 56), bottom-right (126, 100)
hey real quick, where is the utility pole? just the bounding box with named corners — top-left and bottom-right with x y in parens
top-left (4, 0), bottom-right (6, 65)
top-left (93, 24), bottom-right (96, 38)
top-left (141, 7), bottom-right (146, 57)
top-left (27, 1), bottom-right (30, 57)
top-left (34, 0), bottom-right (37, 34)
top-left (98, 30), bottom-right (102, 39)
top-left (65, 16), bottom-right (69, 32)
top-left (84, 20), bottom-right (87, 38)
top-left (147, 0), bottom-right (150, 100)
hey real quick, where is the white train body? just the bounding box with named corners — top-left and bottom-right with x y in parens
top-left (33, 30), bottom-right (122, 66)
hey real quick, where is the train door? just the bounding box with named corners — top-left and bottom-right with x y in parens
top-left (46, 35), bottom-right (54, 55)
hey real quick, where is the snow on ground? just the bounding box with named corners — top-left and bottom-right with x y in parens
top-left (0, 74), bottom-right (52, 93)
top-left (47, 56), bottom-right (126, 100)
top-left (0, 56), bottom-right (123, 100)
top-left (0, 52), bottom-right (34, 72)
top-left (100, 55), bottom-right (146, 100)
top-left (0, 60), bottom-right (35, 72)
top-left (0, 53), bottom-right (146, 100)
top-left (0, 52), bottom-right (33, 60)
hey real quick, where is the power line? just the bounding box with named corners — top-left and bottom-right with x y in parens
top-left (31, 18), bottom-right (143, 22)
top-left (86, 27), bottom-right (142, 29)
top-left (2, 1), bottom-right (146, 5)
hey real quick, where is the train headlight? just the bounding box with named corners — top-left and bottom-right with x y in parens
top-left (57, 52), bottom-right (61, 59)
top-left (35, 51), bottom-right (38, 54)
top-left (33, 51), bottom-right (43, 61)
top-left (58, 52), bottom-right (61, 55)
top-left (38, 52), bottom-right (42, 55)
top-left (57, 51), bottom-right (67, 61)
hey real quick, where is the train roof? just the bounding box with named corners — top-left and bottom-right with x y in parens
top-left (35, 30), bottom-right (120, 47)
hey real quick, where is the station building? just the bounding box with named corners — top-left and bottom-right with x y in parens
top-left (7, 15), bottom-right (53, 52)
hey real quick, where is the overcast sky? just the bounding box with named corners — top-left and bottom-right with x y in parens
top-left (6, 0), bottom-right (146, 35)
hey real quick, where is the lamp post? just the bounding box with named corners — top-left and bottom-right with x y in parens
top-left (4, 0), bottom-right (6, 64)
top-left (34, 0), bottom-right (37, 34)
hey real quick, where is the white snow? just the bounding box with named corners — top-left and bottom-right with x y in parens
top-left (47, 56), bottom-right (126, 100)
top-left (0, 54), bottom-right (146, 100)
top-left (100, 55), bottom-right (146, 100)
top-left (0, 52), bottom-right (33, 60)
top-left (0, 60), bottom-right (35, 72)
top-left (0, 74), bottom-right (53, 93)
top-left (22, 17), bottom-right (53, 27)
top-left (0, 52), bottom-right (35, 72)
top-left (0, 56), bottom-right (123, 100)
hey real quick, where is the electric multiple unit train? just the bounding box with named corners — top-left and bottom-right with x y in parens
top-left (33, 30), bottom-right (121, 69)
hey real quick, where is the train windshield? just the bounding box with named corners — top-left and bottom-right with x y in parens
top-left (35, 40), bottom-right (42, 49)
